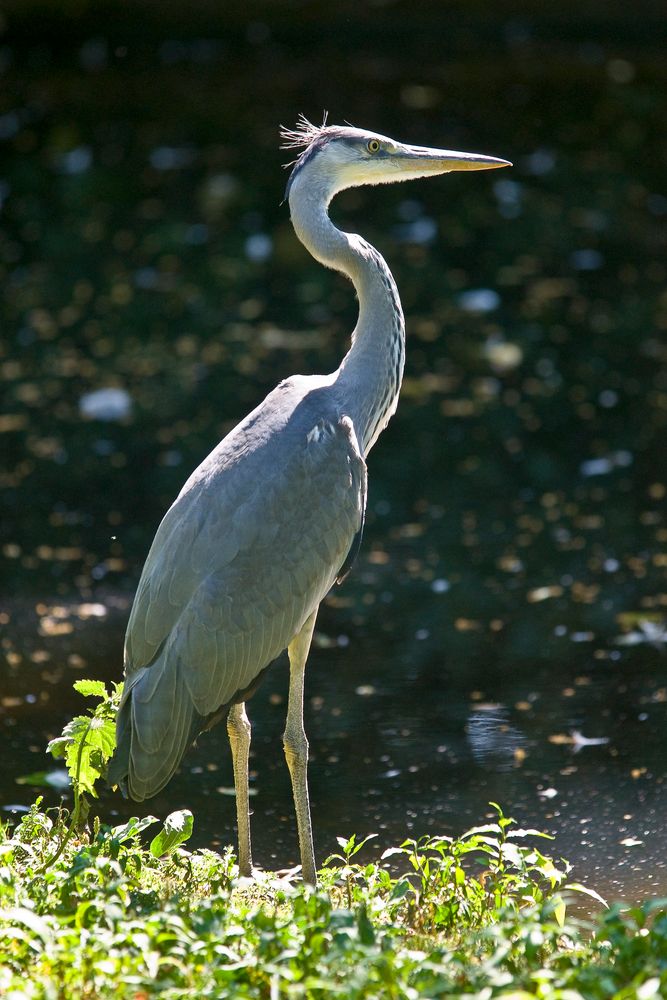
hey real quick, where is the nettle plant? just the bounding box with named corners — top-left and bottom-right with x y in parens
top-left (45, 679), bottom-right (195, 868)
top-left (47, 680), bottom-right (121, 833)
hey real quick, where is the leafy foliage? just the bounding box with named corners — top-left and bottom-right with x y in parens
top-left (0, 683), bottom-right (658, 996)
top-left (1, 798), bottom-right (664, 998)
top-left (47, 679), bottom-right (121, 810)
top-left (43, 679), bottom-right (122, 866)
top-left (150, 809), bottom-right (194, 858)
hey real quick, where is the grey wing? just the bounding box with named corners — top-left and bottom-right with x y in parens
top-left (109, 413), bottom-right (366, 800)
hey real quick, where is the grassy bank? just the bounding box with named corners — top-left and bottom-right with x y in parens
top-left (2, 797), bottom-right (666, 999)
top-left (2, 680), bottom-right (666, 998)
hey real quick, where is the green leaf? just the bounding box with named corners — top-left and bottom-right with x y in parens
top-left (462, 823), bottom-right (501, 838)
top-left (46, 735), bottom-right (69, 759)
top-left (18, 770), bottom-right (72, 795)
top-left (150, 810), bottom-right (194, 857)
top-left (71, 717), bottom-right (116, 797)
top-left (643, 897), bottom-right (667, 915)
top-left (509, 828), bottom-right (555, 840)
top-left (110, 815), bottom-right (160, 843)
top-left (565, 882), bottom-right (608, 908)
top-left (389, 878), bottom-right (412, 901)
top-left (357, 903), bottom-right (375, 945)
top-left (15, 771), bottom-right (51, 787)
top-left (49, 713), bottom-right (116, 797)
top-left (553, 895), bottom-right (566, 928)
top-left (73, 679), bottom-right (108, 699)
top-left (381, 847), bottom-right (407, 860)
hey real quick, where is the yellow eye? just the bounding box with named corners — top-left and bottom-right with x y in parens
top-left (367, 139), bottom-right (380, 153)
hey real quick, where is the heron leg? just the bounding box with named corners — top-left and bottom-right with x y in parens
top-left (227, 701), bottom-right (253, 877)
top-left (284, 609), bottom-right (318, 885)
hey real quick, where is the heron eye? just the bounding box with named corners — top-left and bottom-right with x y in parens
top-left (367, 139), bottom-right (381, 154)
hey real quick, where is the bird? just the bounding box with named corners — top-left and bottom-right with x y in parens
top-left (108, 117), bottom-right (510, 884)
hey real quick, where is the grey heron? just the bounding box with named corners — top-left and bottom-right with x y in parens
top-left (108, 118), bottom-right (510, 884)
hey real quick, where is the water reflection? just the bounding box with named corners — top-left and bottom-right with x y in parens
top-left (466, 703), bottom-right (527, 771)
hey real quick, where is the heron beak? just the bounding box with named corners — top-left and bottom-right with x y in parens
top-left (393, 143), bottom-right (511, 179)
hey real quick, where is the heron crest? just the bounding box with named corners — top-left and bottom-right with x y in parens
top-left (279, 112), bottom-right (330, 151)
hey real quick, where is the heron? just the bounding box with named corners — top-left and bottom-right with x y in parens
top-left (108, 118), bottom-right (510, 884)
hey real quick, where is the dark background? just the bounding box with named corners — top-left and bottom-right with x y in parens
top-left (1, 0), bottom-right (666, 900)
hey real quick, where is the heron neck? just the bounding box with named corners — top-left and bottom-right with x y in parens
top-left (289, 191), bottom-right (405, 455)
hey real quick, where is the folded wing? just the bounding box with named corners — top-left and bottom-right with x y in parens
top-left (109, 387), bottom-right (366, 801)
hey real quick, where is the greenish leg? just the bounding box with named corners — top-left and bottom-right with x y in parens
top-left (284, 609), bottom-right (318, 885)
top-left (227, 701), bottom-right (253, 877)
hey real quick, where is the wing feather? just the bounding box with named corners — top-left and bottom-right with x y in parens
top-left (111, 379), bottom-right (367, 800)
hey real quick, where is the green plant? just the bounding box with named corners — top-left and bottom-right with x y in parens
top-left (323, 832), bottom-right (380, 908)
top-left (379, 804), bottom-right (600, 937)
top-left (3, 796), bottom-right (663, 999)
top-left (3, 685), bottom-right (648, 997)
top-left (47, 679), bottom-right (122, 828)
top-left (36, 679), bottom-right (121, 871)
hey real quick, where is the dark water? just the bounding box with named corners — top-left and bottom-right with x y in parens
top-left (1, 2), bottom-right (666, 905)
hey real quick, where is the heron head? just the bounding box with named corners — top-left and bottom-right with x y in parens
top-left (282, 116), bottom-right (511, 205)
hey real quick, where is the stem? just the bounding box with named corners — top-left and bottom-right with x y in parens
top-left (37, 718), bottom-right (93, 873)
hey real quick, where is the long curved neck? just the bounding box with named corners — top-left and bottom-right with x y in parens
top-left (289, 186), bottom-right (405, 456)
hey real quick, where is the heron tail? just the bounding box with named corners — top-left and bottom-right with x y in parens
top-left (106, 656), bottom-right (198, 802)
